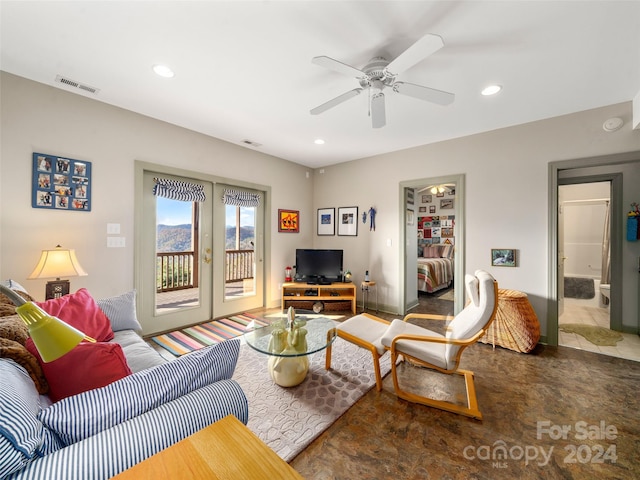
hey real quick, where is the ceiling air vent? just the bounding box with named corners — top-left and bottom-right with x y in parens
top-left (55, 75), bottom-right (100, 95)
top-left (241, 139), bottom-right (262, 148)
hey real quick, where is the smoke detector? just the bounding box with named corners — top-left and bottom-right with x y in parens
top-left (602, 117), bottom-right (624, 132)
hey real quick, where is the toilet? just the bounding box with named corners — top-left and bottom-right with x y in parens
top-left (599, 284), bottom-right (610, 307)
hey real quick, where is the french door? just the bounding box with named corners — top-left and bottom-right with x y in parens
top-left (137, 168), bottom-right (265, 335)
top-left (212, 183), bottom-right (264, 318)
top-left (139, 171), bottom-right (213, 335)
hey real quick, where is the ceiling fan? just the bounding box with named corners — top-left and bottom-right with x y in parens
top-left (418, 183), bottom-right (456, 194)
top-left (310, 33), bottom-right (455, 128)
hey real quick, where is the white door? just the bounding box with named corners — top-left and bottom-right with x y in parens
top-left (139, 171), bottom-right (213, 335)
top-left (558, 198), bottom-right (565, 317)
top-left (212, 183), bottom-right (265, 317)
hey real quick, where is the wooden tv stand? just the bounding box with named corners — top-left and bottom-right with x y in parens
top-left (281, 282), bottom-right (356, 314)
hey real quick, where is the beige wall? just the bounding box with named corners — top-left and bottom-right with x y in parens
top-left (0, 72), bottom-right (313, 308)
top-left (312, 102), bottom-right (640, 336)
top-left (2, 71), bottom-right (640, 338)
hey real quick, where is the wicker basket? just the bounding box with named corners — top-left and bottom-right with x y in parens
top-left (479, 288), bottom-right (540, 353)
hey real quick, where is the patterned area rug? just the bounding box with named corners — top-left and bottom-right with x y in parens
top-left (151, 313), bottom-right (269, 356)
top-left (233, 333), bottom-right (391, 462)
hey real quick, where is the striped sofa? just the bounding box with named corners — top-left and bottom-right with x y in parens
top-left (1, 285), bottom-right (248, 480)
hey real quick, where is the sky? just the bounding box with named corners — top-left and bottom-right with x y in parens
top-left (156, 197), bottom-right (192, 225)
top-left (157, 197), bottom-right (255, 227)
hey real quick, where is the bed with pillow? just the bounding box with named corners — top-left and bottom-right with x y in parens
top-left (417, 245), bottom-right (455, 293)
top-left (0, 282), bottom-right (248, 480)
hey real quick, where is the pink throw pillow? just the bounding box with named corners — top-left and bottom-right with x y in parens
top-left (26, 340), bottom-right (132, 402)
top-left (37, 288), bottom-right (114, 342)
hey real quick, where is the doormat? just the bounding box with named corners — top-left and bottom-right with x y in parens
top-left (559, 323), bottom-right (623, 346)
top-left (564, 277), bottom-right (595, 299)
top-left (151, 313), bottom-right (269, 356)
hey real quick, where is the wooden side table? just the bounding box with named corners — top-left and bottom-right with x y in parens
top-left (113, 415), bottom-right (303, 479)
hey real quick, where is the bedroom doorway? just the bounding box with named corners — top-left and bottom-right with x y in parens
top-left (399, 174), bottom-right (465, 316)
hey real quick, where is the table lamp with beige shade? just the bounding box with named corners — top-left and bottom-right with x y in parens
top-left (28, 244), bottom-right (88, 300)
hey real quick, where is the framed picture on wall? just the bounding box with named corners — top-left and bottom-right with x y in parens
top-left (429, 205), bottom-right (436, 214)
top-left (337, 206), bottom-right (358, 236)
top-left (491, 249), bottom-right (517, 267)
top-left (278, 209), bottom-right (299, 233)
top-left (421, 194), bottom-right (432, 203)
top-left (407, 209), bottom-right (414, 226)
top-left (317, 208), bottom-right (335, 235)
top-left (440, 199), bottom-right (454, 209)
top-left (32, 152), bottom-right (91, 211)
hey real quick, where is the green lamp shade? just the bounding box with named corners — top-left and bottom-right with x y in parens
top-left (15, 302), bottom-right (94, 362)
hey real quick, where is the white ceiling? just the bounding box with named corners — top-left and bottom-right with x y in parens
top-left (1, 1), bottom-right (639, 168)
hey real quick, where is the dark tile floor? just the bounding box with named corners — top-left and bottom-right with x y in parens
top-left (281, 289), bottom-right (640, 479)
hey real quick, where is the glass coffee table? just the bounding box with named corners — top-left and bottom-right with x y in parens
top-left (243, 311), bottom-right (337, 387)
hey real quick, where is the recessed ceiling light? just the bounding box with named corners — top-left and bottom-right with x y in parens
top-left (481, 85), bottom-right (502, 96)
top-left (153, 64), bottom-right (175, 78)
top-left (314, 139), bottom-right (325, 145)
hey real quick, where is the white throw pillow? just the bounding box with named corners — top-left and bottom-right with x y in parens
top-left (97, 290), bottom-right (142, 332)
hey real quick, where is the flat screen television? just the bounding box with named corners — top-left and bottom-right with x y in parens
top-left (294, 249), bottom-right (343, 283)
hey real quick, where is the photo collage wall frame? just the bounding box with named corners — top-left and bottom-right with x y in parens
top-left (418, 215), bottom-right (455, 246)
top-left (415, 185), bottom-right (455, 247)
top-left (32, 153), bottom-right (91, 211)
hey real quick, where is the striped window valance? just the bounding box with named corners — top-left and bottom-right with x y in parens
top-left (222, 189), bottom-right (261, 207)
top-left (153, 178), bottom-right (206, 202)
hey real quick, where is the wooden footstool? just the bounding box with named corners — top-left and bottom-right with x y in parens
top-left (325, 313), bottom-right (390, 391)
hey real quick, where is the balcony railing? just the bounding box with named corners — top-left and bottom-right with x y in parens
top-left (225, 250), bottom-right (255, 284)
top-left (156, 249), bottom-right (254, 292)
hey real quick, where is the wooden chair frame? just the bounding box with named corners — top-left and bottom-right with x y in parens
top-left (389, 280), bottom-right (498, 420)
top-left (325, 279), bottom-right (498, 420)
top-left (325, 313), bottom-right (390, 391)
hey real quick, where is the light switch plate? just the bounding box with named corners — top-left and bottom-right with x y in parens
top-left (107, 237), bottom-right (125, 248)
top-left (107, 223), bottom-right (121, 234)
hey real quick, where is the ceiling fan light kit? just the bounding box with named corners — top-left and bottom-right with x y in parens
top-left (310, 33), bottom-right (455, 128)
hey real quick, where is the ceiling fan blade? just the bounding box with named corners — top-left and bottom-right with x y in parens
top-left (371, 93), bottom-right (386, 128)
top-left (393, 81), bottom-right (455, 105)
top-left (385, 34), bottom-right (444, 76)
top-left (312, 56), bottom-right (367, 79)
top-left (310, 88), bottom-right (363, 115)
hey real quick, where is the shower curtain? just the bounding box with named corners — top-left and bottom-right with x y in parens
top-left (600, 200), bottom-right (611, 305)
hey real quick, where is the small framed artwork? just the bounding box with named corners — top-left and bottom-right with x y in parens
top-left (440, 199), bottom-right (454, 209)
top-left (407, 209), bottom-right (414, 226)
top-left (338, 206), bottom-right (358, 236)
top-left (278, 209), bottom-right (299, 233)
top-left (317, 208), bottom-right (335, 236)
top-left (419, 206), bottom-right (427, 213)
top-left (406, 189), bottom-right (415, 205)
top-left (429, 205), bottom-right (436, 214)
top-left (491, 249), bottom-right (517, 267)
top-left (33, 153), bottom-right (91, 211)
top-left (421, 194), bottom-right (432, 204)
